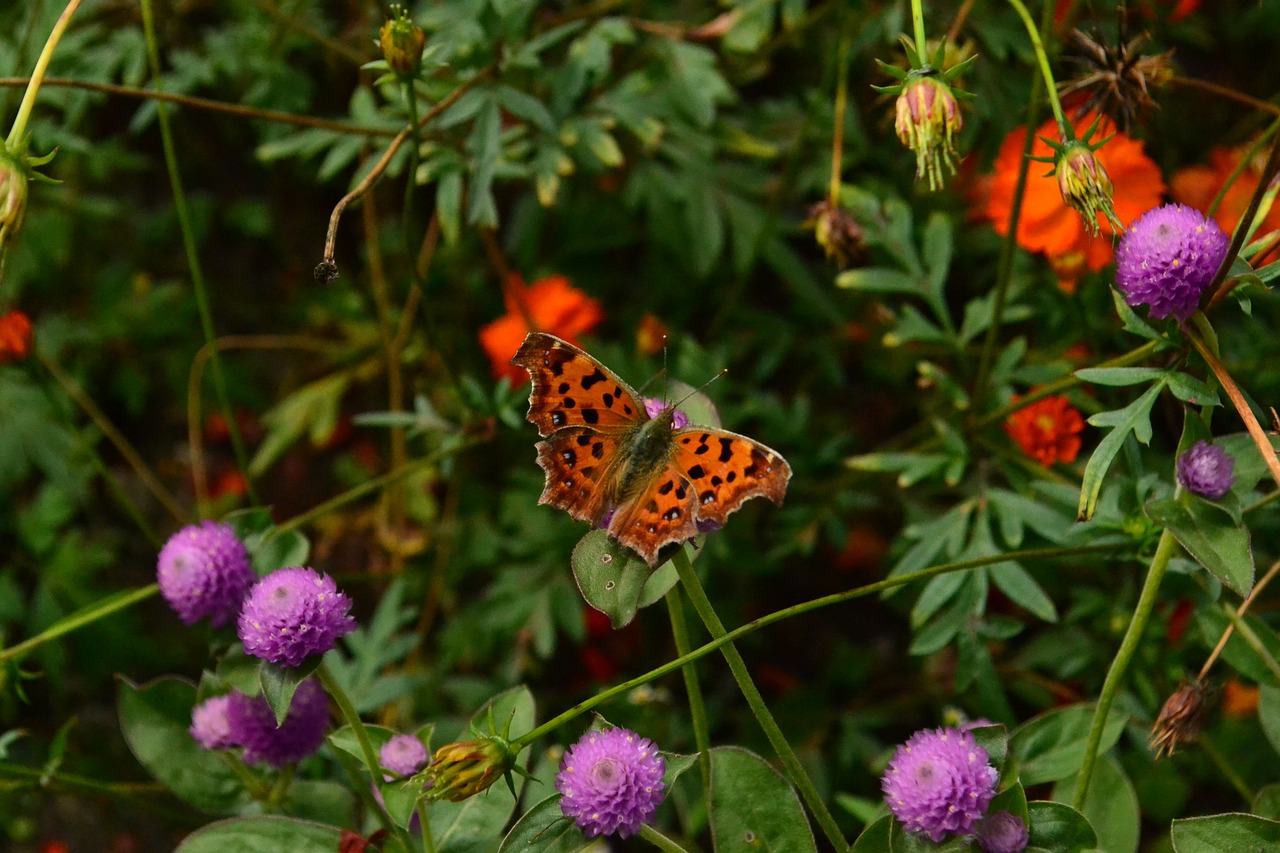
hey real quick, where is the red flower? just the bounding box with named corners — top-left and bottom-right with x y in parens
top-left (0, 310), bottom-right (32, 363)
top-left (1004, 395), bottom-right (1086, 466)
top-left (1171, 145), bottom-right (1280, 241)
top-left (980, 113), bottom-right (1164, 290)
top-left (479, 274), bottom-right (603, 385)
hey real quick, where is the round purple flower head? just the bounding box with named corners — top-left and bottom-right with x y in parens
top-left (225, 677), bottom-right (329, 767)
top-left (881, 726), bottom-right (998, 843)
top-left (976, 811), bottom-right (1029, 853)
top-left (157, 521), bottom-right (255, 627)
top-left (1177, 440), bottom-right (1235, 500)
top-left (238, 566), bottom-right (356, 667)
top-left (190, 694), bottom-right (238, 750)
top-left (1115, 203), bottom-right (1229, 322)
top-left (556, 727), bottom-right (666, 838)
top-left (381, 734), bottom-right (429, 779)
top-left (644, 397), bottom-right (690, 430)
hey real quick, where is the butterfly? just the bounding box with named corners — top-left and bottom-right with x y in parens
top-left (511, 332), bottom-right (792, 567)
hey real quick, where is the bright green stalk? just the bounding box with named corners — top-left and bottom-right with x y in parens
top-left (0, 584), bottom-right (159, 664)
top-left (909, 0), bottom-right (927, 61)
top-left (138, 0), bottom-right (260, 508)
top-left (1005, 0), bottom-right (1069, 138)
top-left (639, 823), bottom-right (694, 852)
top-left (666, 587), bottom-right (712, 794)
top-left (1073, 529), bottom-right (1179, 808)
top-left (670, 550), bottom-right (846, 850)
top-left (6, 0), bottom-right (83, 147)
top-left (316, 662), bottom-right (414, 851)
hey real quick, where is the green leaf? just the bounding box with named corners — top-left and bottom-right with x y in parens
top-left (283, 780), bottom-right (355, 827)
top-left (250, 373), bottom-right (351, 477)
top-left (1053, 756), bottom-right (1138, 853)
top-left (1252, 784), bottom-right (1280, 820)
top-left (969, 724), bottom-right (1009, 774)
top-left (1026, 801), bottom-right (1097, 852)
top-left (259, 660), bottom-right (320, 726)
top-left (835, 267), bottom-right (918, 296)
top-left (1146, 498), bottom-right (1254, 596)
top-left (1171, 813), bottom-right (1280, 852)
top-left (1078, 381), bottom-right (1164, 520)
top-left (1074, 366), bottom-right (1168, 386)
top-left (328, 723), bottom-right (396, 766)
top-left (174, 817), bottom-right (344, 852)
top-left (118, 678), bottom-right (249, 815)
top-left (571, 530), bottom-right (656, 629)
top-left (1195, 608), bottom-right (1280, 686)
top-left (497, 795), bottom-right (587, 852)
top-left (1010, 704), bottom-right (1127, 787)
top-left (709, 746), bottom-right (817, 852)
top-left (989, 562), bottom-right (1058, 622)
top-left (1258, 685), bottom-right (1280, 758)
top-left (428, 686), bottom-right (536, 853)
top-left (850, 815), bottom-right (892, 853)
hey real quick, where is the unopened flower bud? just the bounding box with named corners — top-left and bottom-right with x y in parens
top-left (426, 737), bottom-right (515, 802)
top-left (0, 149), bottom-right (29, 253)
top-left (380, 7), bottom-right (426, 79)
top-left (895, 76), bottom-right (963, 191)
top-left (1056, 142), bottom-right (1119, 235)
top-left (1150, 679), bottom-right (1212, 759)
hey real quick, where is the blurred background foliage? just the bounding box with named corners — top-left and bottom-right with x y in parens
top-left (4, 0), bottom-right (1280, 849)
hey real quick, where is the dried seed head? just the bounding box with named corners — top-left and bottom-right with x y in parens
top-left (1150, 678), bottom-right (1214, 758)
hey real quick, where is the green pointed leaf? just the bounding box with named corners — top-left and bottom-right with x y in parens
top-left (1195, 607), bottom-right (1280, 686)
top-left (1171, 813), bottom-right (1280, 852)
top-left (989, 562), bottom-right (1058, 622)
top-left (174, 816), bottom-right (344, 852)
top-left (1078, 382), bottom-right (1164, 520)
top-left (1010, 704), bottom-right (1127, 787)
top-left (850, 815), bottom-right (892, 852)
top-left (260, 660), bottom-right (320, 726)
top-left (709, 746), bottom-right (816, 852)
top-left (118, 677), bottom-right (249, 815)
top-left (1073, 366), bottom-right (1167, 386)
top-left (1146, 498), bottom-right (1254, 596)
top-left (1026, 801), bottom-right (1097, 852)
top-left (571, 530), bottom-right (653, 629)
top-left (498, 795), bottom-right (588, 852)
top-left (1252, 784), bottom-right (1280, 820)
top-left (328, 723), bottom-right (396, 766)
top-left (1054, 756), bottom-right (1139, 853)
top-left (283, 780), bottom-right (355, 826)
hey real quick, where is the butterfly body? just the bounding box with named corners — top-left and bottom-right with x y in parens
top-left (512, 332), bottom-right (791, 566)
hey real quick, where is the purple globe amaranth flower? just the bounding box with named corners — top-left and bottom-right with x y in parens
top-left (881, 726), bottom-right (999, 843)
top-left (1177, 440), bottom-right (1235, 500)
top-left (382, 734), bottom-right (429, 779)
top-left (556, 727), bottom-right (666, 838)
top-left (643, 397), bottom-right (690, 430)
top-left (976, 811), bottom-right (1029, 853)
top-left (225, 677), bottom-right (329, 767)
top-left (238, 566), bottom-right (356, 667)
top-left (1115, 203), bottom-right (1229, 322)
top-left (157, 521), bottom-right (255, 627)
top-left (190, 694), bottom-right (238, 750)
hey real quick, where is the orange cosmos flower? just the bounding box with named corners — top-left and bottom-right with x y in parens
top-left (1004, 395), bottom-right (1086, 466)
top-left (982, 113), bottom-right (1164, 290)
top-left (0, 310), bottom-right (33, 363)
top-left (479, 273), bottom-right (603, 385)
top-left (1171, 145), bottom-right (1280, 241)
top-left (1222, 678), bottom-right (1259, 718)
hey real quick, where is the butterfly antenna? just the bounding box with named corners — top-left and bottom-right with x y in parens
top-left (672, 367), bottom-right (728, 411)
top-left (662, 334), bottom-right (670, 405)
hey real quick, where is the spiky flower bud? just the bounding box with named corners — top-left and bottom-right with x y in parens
top-left (895, 76), bottom-right (963, 192)
top-left (379, 6), bottom-right (426, 79)
top-left (1056, 141), bottom-right (1120, 236)
top-left (426, 737), bottom-right (515, 802)
top-left (0, 148), bottom-right (29, 253)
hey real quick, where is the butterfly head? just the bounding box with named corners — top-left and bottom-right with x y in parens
top-left (642, 397), bottom-right (691, 430)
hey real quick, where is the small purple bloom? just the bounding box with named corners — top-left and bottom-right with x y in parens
top-left (1115, 203), bottom-right (1229, 322)
top-left (382, 734), bottom-right (429, 778)
top-left (643, 397), bottom-right (689, 430)
top-left (976, 811), bottom-right (1029, 853)
top-left (190, 694), bottom-right (238, 750)
top-left (225, 678), bottom-right (329, 767)
top-left (157, 521), bottom-right (255, 627)
top-left (556, 727), bottom-right (666, 838)
top-left (238, 566), bottom-right (356, 667)
top-left (1177, 441), bottom-right (1235, 500)
top-left (881, 726), bottom-right (998, 843)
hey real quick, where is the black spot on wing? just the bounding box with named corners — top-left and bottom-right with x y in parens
top-left (560, 449), bottom-right (577, 468)
top-left (658, 481), bottom-right (674, 495)
top-left (563, 397), bottom-right (576, 408)
top-left (581, 369), bottom-right (606, 390)
top-left (717, 437), bottom-right (734, 463)
top-left (582, 409), bottom-right (599, 424)
top-left (551, 412), bottom-right (567, 427)
top-left (557, 382), bottom-right (570, 394)
top-left (603, 393), bottom-right (614, 409)
top-left (576, 435), bottom-right (592, 446)
top-left (591, 442), bottom-right (605, 460)
top-left (687, 464), bottom-right (705, 480)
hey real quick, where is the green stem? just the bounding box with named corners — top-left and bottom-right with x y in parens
top-left (512, 543), bottom-right (1121, 751)
top-left (138, 0), bottom-right (260, 507)
top-left (402, 80), bottom-right (423, 257)
top-left (6, 0), bottom-right (83, 147)
top-left (639, 823), bottom-right (694, 853)
top-left (827, 33), bottom-right (850, 204)
top-left (1199, 734), bottom-right (1255, 803)
top-left (1005, 0), bottom-right (1068, 137)
top-left (670, 549), bottom-right (847, 851)
top-left (665, 587), bottom-right (711, 794)
top-left (1073, 529), bottom-right (1178, 809)
top-left (419, 800), bottom-right (437, 853)
top-left (316, 662), bottom-right (413, 850)
top-left (909, 0), bottom-right (927, 60)
top-left (0, 583), bottom-right (159, 664)
top-left (1221, 603), bottom-right (1280, 683)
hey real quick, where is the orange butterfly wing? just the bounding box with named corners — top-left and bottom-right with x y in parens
top-left (533, 427), bottom-right (628, 528)
top-left (510, 333), bottom-right (647, 436)
top-left (670, 428), bottom-right (792, 528)
top-left (606, 461), bottom-right (700, 566)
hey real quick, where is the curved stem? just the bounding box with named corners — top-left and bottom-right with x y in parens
top-left (6, 0), bottom-right (83, 147)
top-left (671, 550), bottom-right (846, 850)
top-left (1199, 559), bottom-right (1280, 681)
top-left (1073, 529), bottom-right (1178, 809)
top-left (1005, 0), bottom-right (1068, 137)
top-left (0, 583), bottom-right (159, 664)
top-left (639, 823), bottom-right (694, 853)
top-left (665, 587), bottom-right (711, 794)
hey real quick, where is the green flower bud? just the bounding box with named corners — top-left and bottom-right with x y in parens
top-left (379, 7), bottom-right (426, 79)
top-left (1056, 141), bottom-right (1120, 236)
top-left (894, 75), bottom-right (963, 192)
top-left (0, 148), bottom-right (30, 253)
top-left (426, 737), bottom-right (514, 802)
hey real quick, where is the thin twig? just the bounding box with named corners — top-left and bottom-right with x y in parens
top-left (1199, 559), bottom-right (1280, 681)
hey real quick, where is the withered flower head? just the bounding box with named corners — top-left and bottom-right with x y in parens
top-left (1150, 678), bottom-right (1214, 759)
top-left (806, 199), bottom-right (864, 268)
top-left (1056, 141), bottom-right (1120, 236)
top-left (1059, 29), bottom-right (1174, 132)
